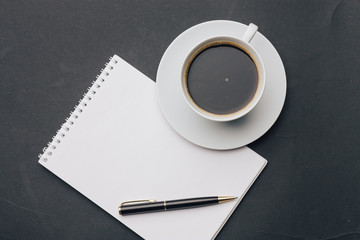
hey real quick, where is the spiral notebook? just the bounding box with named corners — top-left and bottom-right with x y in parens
top-left (38, 55), bottom-right (267, 240)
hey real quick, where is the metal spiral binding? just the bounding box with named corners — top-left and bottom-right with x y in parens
top-left (38, 56), bottom-right (119, 162)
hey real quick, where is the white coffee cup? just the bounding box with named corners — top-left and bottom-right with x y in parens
top-left (180, 23), bottom-right (265, 122)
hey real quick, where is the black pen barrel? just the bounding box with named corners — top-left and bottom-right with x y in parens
top-left (166, 196), bottom-right (218, 210)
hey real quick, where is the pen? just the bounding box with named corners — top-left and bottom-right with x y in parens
top-left (118, 196), bottom-right (237, 215)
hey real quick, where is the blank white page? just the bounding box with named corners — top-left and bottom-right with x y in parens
top-left (39, 55), bottom-right (267, 240)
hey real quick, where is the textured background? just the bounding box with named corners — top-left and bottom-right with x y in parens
top-left (1, 0), bottom-right (360, 239)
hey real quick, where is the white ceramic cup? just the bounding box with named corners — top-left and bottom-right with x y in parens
top-left (181, 23), bottom-right (266, 122)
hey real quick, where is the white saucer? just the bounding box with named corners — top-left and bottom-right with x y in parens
top-left (156, 20), bottom-right (286, 150)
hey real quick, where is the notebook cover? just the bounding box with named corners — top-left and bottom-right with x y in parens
top-left (38, 55), bottom-right (267, 240)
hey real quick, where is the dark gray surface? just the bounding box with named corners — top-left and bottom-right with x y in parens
top-left (1, 0), bottom-right (360, 239)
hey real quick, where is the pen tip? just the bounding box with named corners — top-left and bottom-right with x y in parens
top-left (218, 196), bottom-right (237, 204)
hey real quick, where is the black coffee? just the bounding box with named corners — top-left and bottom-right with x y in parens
top-left (185, 42), bottom-right (259, 115)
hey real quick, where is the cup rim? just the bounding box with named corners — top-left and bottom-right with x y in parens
top-left (181, 36), bottom-right (266, 122)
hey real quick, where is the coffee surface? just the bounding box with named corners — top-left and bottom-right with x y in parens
top-left (186, 43), bottom-right (258, 115)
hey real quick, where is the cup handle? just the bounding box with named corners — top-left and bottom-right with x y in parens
top-left (242, 23), bottom-right (258, 43)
